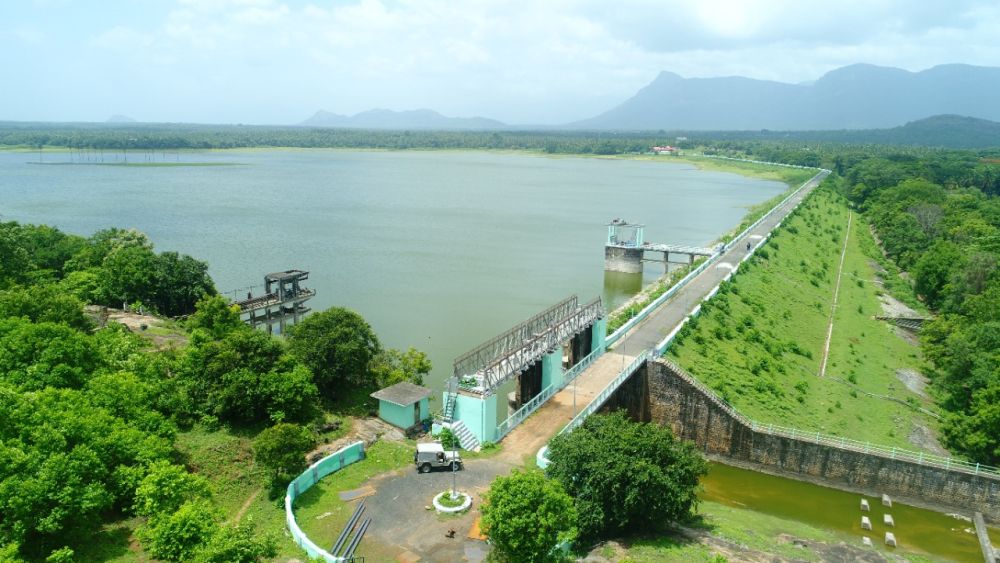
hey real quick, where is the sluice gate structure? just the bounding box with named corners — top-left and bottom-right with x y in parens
top-left (440, 294), bottom-right (606, 449)
top-left (231, 269), bottom-right (315, 334)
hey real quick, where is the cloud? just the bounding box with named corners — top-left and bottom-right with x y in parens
top-left (3, 0), bottom-right (998, 123)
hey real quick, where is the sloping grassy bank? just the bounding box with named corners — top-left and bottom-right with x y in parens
top-left (665, 186), bottom-right (940, 451)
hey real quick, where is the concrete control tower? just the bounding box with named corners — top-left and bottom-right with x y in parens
top-left (605, 219), bottom-right (645, 274)
top-left (233, 269), bottom-right (315, 334)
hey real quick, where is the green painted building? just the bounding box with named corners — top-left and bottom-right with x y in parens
top-left (371, 382), bottom-right (432, 430)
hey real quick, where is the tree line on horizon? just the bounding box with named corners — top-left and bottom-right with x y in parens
top-left (2, 119), bottom-right (1000, 156)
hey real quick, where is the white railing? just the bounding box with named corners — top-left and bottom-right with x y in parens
top-left (561, 351), bottom-right (651, 435)
top-left (495, 347), bottom-right (604, 440)
top-left (749, 419), bottom-right (1000, 478)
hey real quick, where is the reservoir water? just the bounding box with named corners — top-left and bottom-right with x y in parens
top-left (0, 149), bottom-right (785, 392)
top-left (703, 462), bottom-right (995, 562)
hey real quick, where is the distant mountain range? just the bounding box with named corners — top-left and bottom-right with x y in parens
top-left (301, 108), bottom-right (505, 130)
top-left (572, 63), bottom-right (1000, 131)
top-left (301, 64), bottom-right (1000, 133)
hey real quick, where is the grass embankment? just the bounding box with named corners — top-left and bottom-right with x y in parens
top-left (616, 500), bottom-right (845, 562)
top-left (666, 187), bottom-right (940, 451)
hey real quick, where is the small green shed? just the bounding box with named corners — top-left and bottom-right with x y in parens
top-left (370, 381), bottom-right (432, 430)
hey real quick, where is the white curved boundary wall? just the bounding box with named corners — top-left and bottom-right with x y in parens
top-left (285, 441), bottom-right (366, 562)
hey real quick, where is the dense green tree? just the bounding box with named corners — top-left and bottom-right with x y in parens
top-left (185, 326), bottom-right (288, 383)
top-left (942, 382), bottom-right (1000, 463)
top-left (481, 469), bottom-right (576, 563)
top-left (86, 370), bottom-right (174, 435)
top-left (252, 423), bottom-right (314, 483)
top-left (371, 346), bottom-right (432, 388)
top-left (191, 523), bottom-right (277, 563)
top-left (14, 224), bottom-right (86, 278)
top-left (139, 499), bottom-right (219, 562)
top-left (0, 285), bottom-right (91, 330)
top-left (212, 365), bottom-right (319, 424)
top-left (98, 244), bottom-right (159, 307)
top-left (913, 240), bottom-right (964, 309)
top-left (65, 228), bottom-right (152, 272)
top-left (547, 411), bottom-right (707, 542)
top-left (56, 269), bottom-right (102, 303)
top-left (0, 319), bottom-right (99, 390)
top-left (153, 251), bottom-right (216, 317)
top-left (0, 385), bottom-right (172, 554)
top-left (187, 295), bottom-right (244, 340)
top-left (134, 461), bottom-right (212, 517)
top-left (287, 307), bottom-right (381, 394)
top-left (0, 222), bottom-right (31, 289)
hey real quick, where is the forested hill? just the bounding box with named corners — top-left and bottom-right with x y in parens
top-left (573, 63), bottom-right (1000, 131)
top-left (826, 115), bottom-right (1000, 148)
top-left (700, 115), bottom-right (1000, 149)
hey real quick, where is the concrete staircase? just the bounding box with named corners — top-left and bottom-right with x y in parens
top-left (451, 420), bottom-right (480, 452)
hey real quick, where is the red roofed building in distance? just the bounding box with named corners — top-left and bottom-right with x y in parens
top-left (652, 145), bottom-right (679, 154)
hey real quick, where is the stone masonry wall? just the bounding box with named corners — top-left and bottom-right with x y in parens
top-left (631, 358), bottom-right (1000, 521)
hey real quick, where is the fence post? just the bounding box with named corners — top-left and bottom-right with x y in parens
top-left (891, 447), bottom-right (896, 460)
top-left (918, 452), bottom-right (923, 465)
top-left (976, 463), bottom-right (980, 476)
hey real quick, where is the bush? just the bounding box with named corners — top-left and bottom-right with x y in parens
top-left (547, 411), bottom-right (707, 541)
top-left (439, 428), bottom-right (460, 450)
top-left (287, 307), bottom-right (381, 394)
top-left (252, 423), bottom-right (315, 484)
top-left (134, 461), bottom-right (212, 517)
top-left (481, 470), bottom-right (576, 563)
top-left (139, 499), bottom-right (218, 562)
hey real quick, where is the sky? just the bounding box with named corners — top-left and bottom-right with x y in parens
top-left (1, 0), bottom-right (998, 125)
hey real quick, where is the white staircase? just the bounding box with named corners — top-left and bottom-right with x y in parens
top-left (450, 420), bottom-right (480, 452)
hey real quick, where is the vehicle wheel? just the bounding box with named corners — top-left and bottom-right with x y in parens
top-left (450, 461), bottom-right (457, 471)
top-left (419, 463), bottom-right (431, 473)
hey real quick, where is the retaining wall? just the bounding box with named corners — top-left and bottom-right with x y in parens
top-left (636, 359), bottom-right (1000, 521)
top-left (285, 441), bottom-right (366, 562)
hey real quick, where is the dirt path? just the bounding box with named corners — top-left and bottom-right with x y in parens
top-left (819, 211), bottom-right (852, 378)
top-left (230, 488), bottom-right (261, 524)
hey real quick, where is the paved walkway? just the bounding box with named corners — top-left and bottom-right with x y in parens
top-left (498, 170), bottom-right (830, 462)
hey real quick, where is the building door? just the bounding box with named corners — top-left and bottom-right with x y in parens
top-left (414, 402), bottom-right (421, 425)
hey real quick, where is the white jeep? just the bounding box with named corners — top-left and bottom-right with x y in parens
top-left (414, 442), bottom-right (463, 473)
